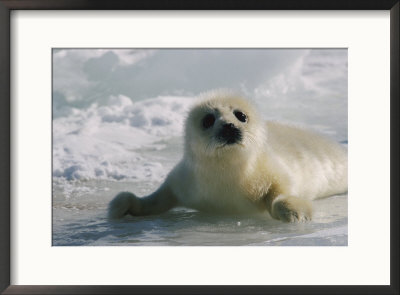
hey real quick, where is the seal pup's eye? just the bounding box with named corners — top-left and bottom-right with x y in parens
top-left (234, 111), bottom-right (247, 123)
top-left (202, 114), bottom-right (215, 129)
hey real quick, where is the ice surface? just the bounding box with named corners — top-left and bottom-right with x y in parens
top-left (52, 49), bottom-right (348, 246)
top-left (53, 179), bottom-right (347, 246)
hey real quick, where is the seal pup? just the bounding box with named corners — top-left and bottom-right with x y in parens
top-left (108, 92), bottom-right (347, 222)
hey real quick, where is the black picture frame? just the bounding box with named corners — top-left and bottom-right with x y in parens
top-left (1, 1), bottom-right (399, 294)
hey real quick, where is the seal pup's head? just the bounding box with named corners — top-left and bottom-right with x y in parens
top-left (184, 91), bottom-right (266, 161)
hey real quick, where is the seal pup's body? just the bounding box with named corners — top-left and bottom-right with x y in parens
top-left (109, 93), bottom-right (347, 222)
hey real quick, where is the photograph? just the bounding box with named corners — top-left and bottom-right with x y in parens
top-left (52, 48), bottom-right (348, 246)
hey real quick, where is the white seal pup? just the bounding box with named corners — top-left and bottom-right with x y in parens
top-left (108, 93), bottom-right (347, 222)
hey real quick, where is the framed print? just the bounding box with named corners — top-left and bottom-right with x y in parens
top-left (1, 1), bottom-right (399, 294)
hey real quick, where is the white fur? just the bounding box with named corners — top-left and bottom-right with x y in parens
top-left (108, 92), bottom-right (347, 222)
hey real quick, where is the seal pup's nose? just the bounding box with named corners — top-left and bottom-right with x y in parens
top-left (218, 123), bottom-right (242, 144)
top-left (222, 123), bottom-right (236, 130)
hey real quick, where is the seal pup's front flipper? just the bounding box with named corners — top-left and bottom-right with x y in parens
top-left (269, 195), bottom-right (313, 222)
top-left (108, 183), bottom-right (178, 219)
